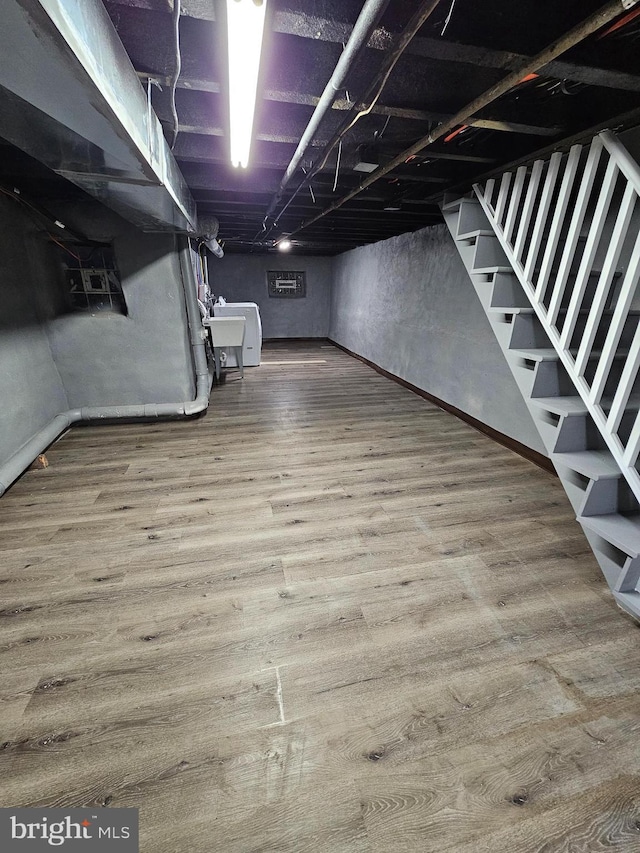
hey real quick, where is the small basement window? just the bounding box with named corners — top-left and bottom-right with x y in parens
top-left (57, 243), bottom-right (126, 315)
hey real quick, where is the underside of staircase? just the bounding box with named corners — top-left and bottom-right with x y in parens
top-left (442, 129), bottom-right (640, 621)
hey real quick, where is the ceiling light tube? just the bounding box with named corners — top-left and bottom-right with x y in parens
top-left (227, 0), bottom-right (267, 169)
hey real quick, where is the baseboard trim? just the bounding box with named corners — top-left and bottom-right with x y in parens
top-left (263, 337), bottom-right (329, 343)
top-left (328, 338), bottom-right (555, 477)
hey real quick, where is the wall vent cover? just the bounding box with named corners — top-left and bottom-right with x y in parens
top-left (267, 270), bottom-right (306, 298)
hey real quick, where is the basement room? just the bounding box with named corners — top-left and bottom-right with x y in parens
top-left (2, 0), bottom-right (640, 850)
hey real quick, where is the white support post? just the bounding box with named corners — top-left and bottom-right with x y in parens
top-left (535, 145), bottom-right (582, 304)
top-left (547, 138), bottom-right (603, 328)
top-left (524, 152), bottom-right (562, 284)
top-left (494, 171), bottom-right (513, 227)
top-left (513, 160), bottom-right (543, 264)
top-left (560, 156), bottom-right (619, 356)
top-left (503, 165), bottom-right (528, 244)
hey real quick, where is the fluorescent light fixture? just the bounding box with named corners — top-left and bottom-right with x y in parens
top-left (227, 0), bottom-right (267, 169)
top-left (278, 239), bottom-right (292, 251)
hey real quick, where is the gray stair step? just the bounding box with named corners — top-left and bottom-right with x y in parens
top-left (529, 394), bottom-right (640, 418)
top-left (529, 396), bottom-right (587, 416)
top-left (457, 228), bottom-right (494, 240)
top-left (473, 265), bottom-right (513, 274)
top-left (580, 513), bottom-right (640, 558)
top-left (615, 590), bottom-right (640, 620)
top-left (489, 305), bottom-right (640, 317)
top-left (511, 348), bottom-right (564, 362)
top-left (553, 449), bottom-right (620, 480)
top-left (441, 195), bottom-right (477, 212)
top-left (512, 347), bottom-right (628, 363)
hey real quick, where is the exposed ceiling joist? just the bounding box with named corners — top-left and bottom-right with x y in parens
top-left (135, 71), bottom-right (561, 138)
top-left (285, 0), bottom-right (639, 242)
top-left (117, 1), bottom-right (640, 92)
top-left (118, 1), bottom-right (640, 92)
top-left (405, 36), bottom-right (640, 93)
top-left (178, 124), bottom-right (327, 146)
top-left (92, 1), bottom-right (640, 253)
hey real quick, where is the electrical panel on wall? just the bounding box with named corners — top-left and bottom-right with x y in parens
top-left (55, 243), bottom-right (127, 314)
top-left (267, 270), bottom-right (306, 298)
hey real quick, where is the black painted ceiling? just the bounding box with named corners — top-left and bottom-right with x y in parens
top-left (76, 1), bottom-right (640, 252)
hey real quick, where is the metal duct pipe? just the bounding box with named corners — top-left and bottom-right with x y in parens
top-left (0, 238), bottom-right (212, 498)
top-left (263, 0), bottom-right (442, 235)
top-left (286, 0), bottom-right (640, 240)
top-left (205, 237), bottom-right (224, 258)
top-left (177, 236), bottom-right (213, 416)
top-left (1, 0), bottom-right (197, 232)
top-left (264, 0), bottom-right (391, 219)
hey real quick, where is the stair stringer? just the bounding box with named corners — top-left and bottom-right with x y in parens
top-left (441, 193), bottom-right (640, 622)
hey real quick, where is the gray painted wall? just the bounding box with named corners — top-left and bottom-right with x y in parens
top-left (329, 224), bottom-right (546, 454)
top-left (43, 199), bottom-right (194, 407)
top-left (208, 254), bottom-right (332, 338)
top-left (0, 196), bottom-right (68, 466)
top-left (0, 192), bottom-right (196, 480)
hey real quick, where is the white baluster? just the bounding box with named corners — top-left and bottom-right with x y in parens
top-left (524, 153), bottom-right (562, 286)
top-left (591, 226), bottom-right (640, 406)
top-left (535, 145), bottom-right (582, 304)
top-left (623, 409), bottom-right (640, 468)
top-left (607, 321), bottom-right (640, 435)
top-left (484, 178), bottom-right (496, 208)
top-left (548, 138), bottom-right (603, 328)
top-left (503, 166), bottom-right (528, 244)
top-left (513, 160), bottom-right (543, 266)
top-left (573, 181), bottom-right (636, 376)
top-left (560, 157), bottom-right (619, 358)
top-left (494, 172), bottom-right (513, 228)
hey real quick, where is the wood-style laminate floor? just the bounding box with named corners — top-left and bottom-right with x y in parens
top-left (2, 341), bottom-right (640, 852)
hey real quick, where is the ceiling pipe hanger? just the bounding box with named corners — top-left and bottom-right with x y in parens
top-left (283, 0), bottom-right (640, 242)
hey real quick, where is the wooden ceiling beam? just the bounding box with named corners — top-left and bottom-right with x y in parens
top-left (137, 71), bottom-right (561, 137)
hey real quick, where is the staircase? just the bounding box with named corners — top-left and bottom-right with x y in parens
top-left (442, 129), bottom-right (640, 621)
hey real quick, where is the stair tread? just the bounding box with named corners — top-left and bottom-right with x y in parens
top-left (441, 196), bottom-right (477, 212)
top-left (529, 394), bottom-right (640, 416)
top-left (580, 512), bottom-right (640, 558)
top-left (554, 449), bottom-right (620, 479)
top-left (512, 347), bottom-right (627, 362)
top-left (457, 229), bottom-right (494, 240)
top-left (529, 396), bottom-right (587, 415)
top-left (489, 306), bottom-right (640, 316)
top-left (512, 348), bottom-right (563, 362)
top-left (473, 265), bottom-right (513, 273)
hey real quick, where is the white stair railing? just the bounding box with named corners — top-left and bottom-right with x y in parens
top-left (474, 130), bottom-right (640, 505)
